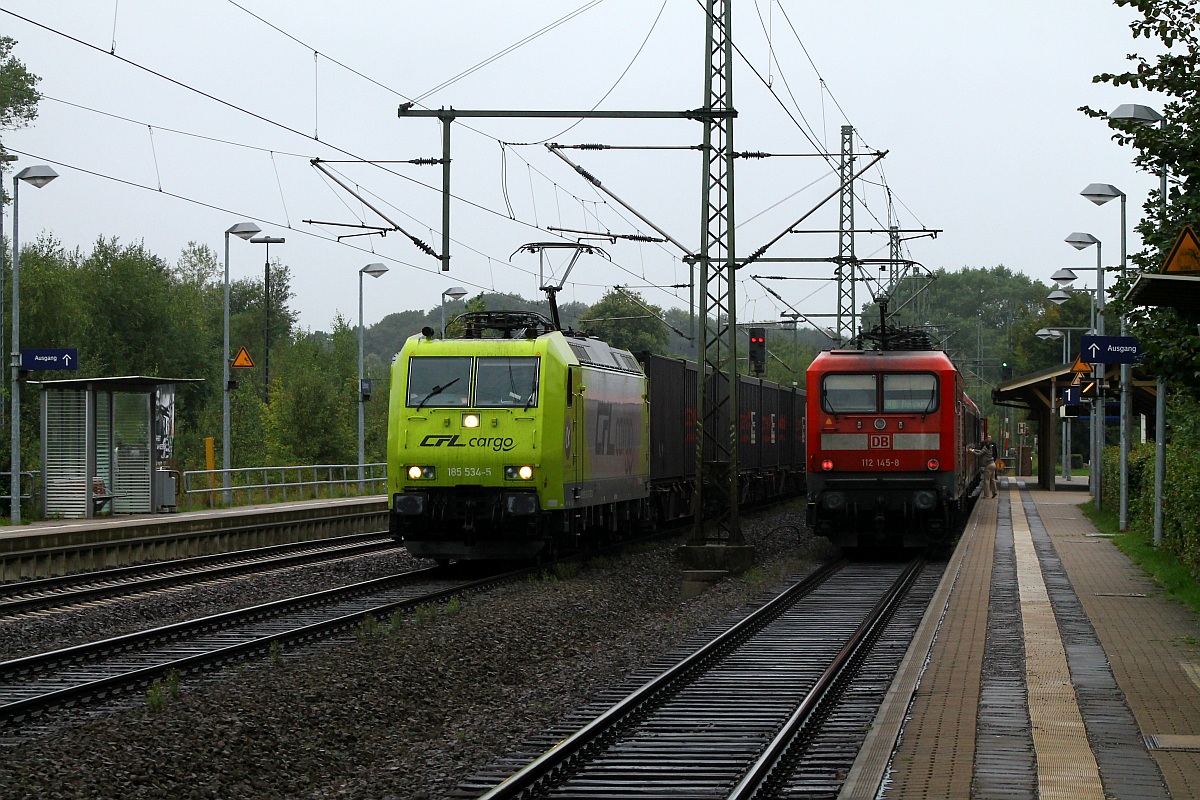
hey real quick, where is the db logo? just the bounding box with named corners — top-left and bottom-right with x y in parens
top-left (869, 434), bottom-right (891, 449)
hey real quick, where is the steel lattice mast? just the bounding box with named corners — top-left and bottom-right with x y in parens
top-left (692, 0), bottom-right (742, 545)
top-left (836, 125), bottom-right (857, 344)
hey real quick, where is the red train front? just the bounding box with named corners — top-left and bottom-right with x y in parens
top-left (805, 346), bottom-right (983, 550)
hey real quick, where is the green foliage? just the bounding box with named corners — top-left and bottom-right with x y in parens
top-left (579, 288), bottom-right (669, 355)
top-left (1081, 1), bottom-right (1200, 395)
top-left (0, 36), bottom-right (39, 164)
top-left (1102, 391), bottom-right (1200, 580)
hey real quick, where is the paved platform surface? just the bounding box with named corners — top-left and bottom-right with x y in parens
top-left (842, 478), bottom-right (1200, 799)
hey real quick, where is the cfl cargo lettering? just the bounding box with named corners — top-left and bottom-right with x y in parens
top-left (419, 434), bottom-right (516, 452)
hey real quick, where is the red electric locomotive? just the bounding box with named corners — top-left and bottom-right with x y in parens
top-left (805, 337), bottom-right (984, 550)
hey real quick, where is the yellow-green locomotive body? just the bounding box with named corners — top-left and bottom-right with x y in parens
top-left (387, 312), bottom-right (649, 561)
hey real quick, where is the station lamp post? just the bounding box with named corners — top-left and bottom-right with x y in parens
top-left (1108, 102), bottom-right (1167, 546)
top-left (10, 165), bottom-right (58, 525)
top-left (1064, 232), bottom-right (1106, 510)
top-left (1081, 182), bottom-right (1132, 529)
top-left (1048, 276), bottom-right (1100, 502)
top-left (0, 153), bottom-right (17, 430)
top-left (358, 263), bottom-right (389, 487)
top-left (222, 221), bottom-right (261, 503)
top-left (250, 235), bottom-right (285, 402)
top-left (441, 286), bottom-right (468, 338)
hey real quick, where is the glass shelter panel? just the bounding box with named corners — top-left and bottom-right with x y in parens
top-left (883, 373), bottom-right (938, 413)
top-left (823, 374), bottom-right (878, 414)
top-left (113, 393), bottom-right (152, 513)
top-left (43, 390), bottom-right (88, 518)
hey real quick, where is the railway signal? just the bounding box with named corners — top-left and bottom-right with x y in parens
top-left (748, 328), bottom-right (766, 375)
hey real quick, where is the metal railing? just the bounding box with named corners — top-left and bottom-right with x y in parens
top-left (0, 471), bottom-right (38, 503)
top-left (181, 463), bottom-right (387, 509)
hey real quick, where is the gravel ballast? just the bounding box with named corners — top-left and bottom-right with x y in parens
top-left (0, 504), bottom-right (830, 800)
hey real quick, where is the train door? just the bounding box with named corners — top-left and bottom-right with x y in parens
top-left (566, 366), bottom-right (582, 494)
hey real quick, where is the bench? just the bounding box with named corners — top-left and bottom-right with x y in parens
top-left (91, 478), bottom-right (119, 515)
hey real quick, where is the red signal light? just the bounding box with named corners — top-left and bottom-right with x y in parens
top-left (821, 459), bottom-right (834, 471)
top-left (926, 458), bottom-right (940, 470)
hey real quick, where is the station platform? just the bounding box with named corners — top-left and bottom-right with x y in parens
top-left (842, 478), bottom-right (1200, 800)
top-left (0, 496), bottom-right (387, 580)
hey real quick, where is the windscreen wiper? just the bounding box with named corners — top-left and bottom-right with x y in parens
top-left (416, 377), bottom-right (460, 411)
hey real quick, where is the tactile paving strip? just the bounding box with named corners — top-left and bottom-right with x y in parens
top-left (1010, 487), bottom-right (1106, 799)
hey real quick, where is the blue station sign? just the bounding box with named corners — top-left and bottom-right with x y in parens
top-left (21, 348), bottom-right (79, 371)
top-left (1080, 335), bottom-right (1142, 364)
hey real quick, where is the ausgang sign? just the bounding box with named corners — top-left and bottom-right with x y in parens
top-left (20, 348), bottom-right (79, 370)
top-left (1080, 335), bottom-right (1141, 364)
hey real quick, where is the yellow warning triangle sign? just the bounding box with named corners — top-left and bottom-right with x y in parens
top-left (231, 346), bottom-right (255, 368)
top-left (1161, 225), bottom-right (1200, 274)
top-left (1070, 356), bottom-right (1092, 373)
top-left (1071, 373), bottom-right (1082, 386)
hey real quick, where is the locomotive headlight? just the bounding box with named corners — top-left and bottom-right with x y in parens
top-left (505, 465), bottom-right (534, 481)
top-left (821, 459), bottom-right (834, 471)
top-left (926, 458), bottom-right (940, 471)
top-left (407, 465), bottom-right (436, 480)
top-left (874, 418), bottom-right (886, 430)
top-left (462, 413), bottom-right (481, 428)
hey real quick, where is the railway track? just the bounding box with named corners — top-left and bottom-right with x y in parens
top-left (459, 557), bottom-right (939, 799)
top-left (0, 562), bottom-right (528, 731)
top-left (0, 532), bottom-right (403, 617)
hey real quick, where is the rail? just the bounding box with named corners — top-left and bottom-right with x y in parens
top-left (180, 463), bottom-right (387, 509)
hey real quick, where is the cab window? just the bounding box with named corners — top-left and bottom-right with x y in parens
top-left (475, 357), bottom-right (540, 408)
top-left (407, 357), bottom-right (472, 408)
top-left (883, 373), bottom-right (938, 413)
top-left (823, 374), bottom-right (877, 413)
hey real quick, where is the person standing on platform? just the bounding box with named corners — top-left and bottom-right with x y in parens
top-left (971, 437), bottom-right (998, 498)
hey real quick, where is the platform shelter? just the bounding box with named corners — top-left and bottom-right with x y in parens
top-left (34, 376), bottom-right (200, 519)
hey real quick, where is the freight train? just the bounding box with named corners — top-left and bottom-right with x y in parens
top-left (386, 310), bottom-right (804, 562)
top-left (805, 330), bottom-right (984, 551)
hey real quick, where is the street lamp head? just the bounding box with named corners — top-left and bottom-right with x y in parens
top-left (15, 165), bottom-right (57, 188)
top-left (226, 222), bottom-right (262, 240)
top-left (1080, 183), bottom-right (1124, 206)
top-left (1065, 232), bottom-right (1099, 251)
top-left (250, 236), bottom-right (286, 245)
top-left (1051, 268), bottom-right (1079, 285)
top-left (443, 286), bottom-right (468, 301)
top-left (1035, 328), bottom-right (1063, 340)
top-left (1107, 103), bottom-right (1164, 125)
top-left (1047, 289), bottom-right (1072, 305)
top-left (361, 262), bottom-right (389, 279)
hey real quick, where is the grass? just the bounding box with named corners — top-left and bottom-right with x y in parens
top-left (1081, 502), bottom-right (1200, 616)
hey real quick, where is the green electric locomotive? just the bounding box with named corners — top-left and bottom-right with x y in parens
top-left (387, 310), bottom-right (650, 562)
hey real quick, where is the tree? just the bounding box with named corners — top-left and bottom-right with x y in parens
top-left (1082, 0), bottom-right (1200, 393)
top-left (0, 37), bottom-right (39, 165)
top-left (580, 289), bottom-right (669, 355)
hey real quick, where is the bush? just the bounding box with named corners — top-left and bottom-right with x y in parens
top-left (1106, 392), bottom-right (1200, 581)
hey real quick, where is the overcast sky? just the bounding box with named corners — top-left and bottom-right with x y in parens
top-left (0, 1), bottom-right (1165, 336)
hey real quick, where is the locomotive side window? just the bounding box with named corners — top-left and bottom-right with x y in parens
top-left (883, 373), bottom-right (938, 413)
top-left (476, 357), bottom-right (540, 408)
top-left (823, 374), bottom-right (877, 413)
top-left (407, 357), bottom-right (473, 408)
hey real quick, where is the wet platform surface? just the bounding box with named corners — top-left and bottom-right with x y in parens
top-left (842, 478), bottom-right (1200, 799)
